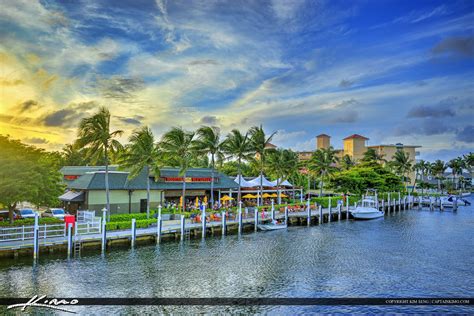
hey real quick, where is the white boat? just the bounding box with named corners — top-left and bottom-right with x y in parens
top-left (461, 192), bottom-right (471, 197)
top-left (258, 222), bottom-right (287, 231)
top-left (350, 198), bottom-right (384, 220)
top-left (441, 196), bottom-right (471, 208)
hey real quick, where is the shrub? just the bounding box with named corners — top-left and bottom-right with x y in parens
top-left (0, 217), bottom-right (63, 227)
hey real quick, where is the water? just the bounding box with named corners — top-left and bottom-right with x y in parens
top-left (1, 199), bottom-right (473, 314)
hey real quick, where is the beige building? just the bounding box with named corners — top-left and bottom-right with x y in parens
top-left (297, 133), bottom-right (421, 185)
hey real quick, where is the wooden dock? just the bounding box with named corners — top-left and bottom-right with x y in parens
top-left (0, 196), bottom-right (439, 260)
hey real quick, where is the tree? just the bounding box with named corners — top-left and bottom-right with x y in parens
top-left (391, 150), bottom-right (413, 191)
top-left (61, 143), bottom-right (89, 166)
top-left (76, 107), bottom-right (123, 214)
top-left (431, 160), bottom-right (447, 193)
top-left (159, 127), bottom-right (196, 213)
top-left (0, 135), bottom-right (64, 223)
top-left (447, 157), bottom-right (464, 190)
top-left (361, 148), bottom-right (386, 165)
top-left (195, 126), bottom-right (225, 208)
top-left (341, 154), bottom-right (356, 170)
top-left (413, 160), bottom-right (430, 195)
top-left (329, 164), bottom-right (403, 195)
top-left (249, 125), bottom-right (276, 205)
top-left (308, 146), bottom-right (340, 196)
top-left (463, 152), bottom-right (473, 175)
top-left (266, 149), bottom-right (299, 204)
top-left (222, 129), bottom-right (254, 202)
top-left (119, 126), bottom-right (161, 219)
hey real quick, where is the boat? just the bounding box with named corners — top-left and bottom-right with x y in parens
top-left (350, 194), bottom-right (384, 220)
top-left (258, 221), bottom-right (287, 231)
top-left (461, 192), bottom-right (471, 197)
top-left (440, 196), bottom-right (471, 208)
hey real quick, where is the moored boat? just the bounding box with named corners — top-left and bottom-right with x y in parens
top-left (350, 198), bottom-right (384, 220)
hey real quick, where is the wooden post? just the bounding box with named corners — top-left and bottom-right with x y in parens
top-left (101, 216), bottom-right (107, 252)
top-left (180, 215), bottom-right (185, 241)
top-left (238, 207), bottom-right (243, 234)
top-left (254, 208), bottom-right (258, 232)
top-left (131, 218), bottom-right (136, 248)
top-left (33, 214), bottom-right (39, 261)
top-left (202, 206), bottom-right (206, 238)
top-left (307, 199), bottom-right (311, 226)
top-left (156, 215), bottom-right (162, 244)
top-left (382, 200), bottom-right (385, 213)
top-left (221, 211), bottom-right (226, 235)
top-left (271, 200), bottom-right (275, 220)
top-left (337, 204), bottom-right (341, 221)
top-left (346, 196), bottom-right (350, 220)
top-left (67, 223), bottom-right (72, 258)
top-left (318, 205), bottom-right (323, 224)
top-left (284, 206), bottom-right (288, 224)
top-left (328, 197), bottom-right (332, 223)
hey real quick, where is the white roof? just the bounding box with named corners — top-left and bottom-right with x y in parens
top-left (234, 175), bottom-right (257, 187)
top-left (270, 178), bottom-right (293, 187)
top-left (248, 175), bottom-right (275, 187)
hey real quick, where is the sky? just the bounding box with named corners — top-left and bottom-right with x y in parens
top-left (0, 0), bottom-right (473, 162)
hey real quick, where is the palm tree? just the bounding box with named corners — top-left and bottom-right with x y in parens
top-left (431, 160), bottom-right (447, 193)
top-left (119, 126), bottom-right (161, 219)
top-left (413, 159), bottom-right (429, 195)
top-left (308, 146), bottom-right (340, 197)
top-left (159, 127), bottom-right (196, 213)
top-left (249, 125), bottom-right (277, 205)
top-left (341, 154), bottom-right (356, 170)
top-left (222, 129), bottom-right (254, 203)
top-left (77, 107), bottom-right (123, 214)
top-left (447, 157), bottom-right (464, 190)
top-left (195, 126), bottom-right (224, 208)
top-left (391, 151), bottom-right (413, 191)
top-left (361, 148), bottom-right (386, 165)
top-left (266, 149), bottom-right (299, 204)
top-left (463, 152), bottom-right (473, 175)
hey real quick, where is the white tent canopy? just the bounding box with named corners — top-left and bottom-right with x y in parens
top-left (234, 175), bottom-right (257, 187)
top-left (248, 175), bottom-right (275, 187)
top-left (270, 178), bottom-right (293, 187)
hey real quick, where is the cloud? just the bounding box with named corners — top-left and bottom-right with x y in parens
top-left (188, 59), bottom-right (219, 66)
top-left (98, 77), bottom-right (145, 102)
top-left (39, 109), bottom-right (77, 127)
top-left (456, 125), bottom-right (474, 143)
top-left (339, 79), bottom-right (354, 88)
top-left (116, 115), bottom-right (144, 125)
top-left (407, 105), bottom-right (455, 118)
top-left (432, 36), bottom-right (474, 57)
top-left (0, 79), bottom-right (24, 86)
top-left (329, 110), bottom-right (359, 123)
top-left (18, 100), bottom-right (40, 113)
top-left (394, 119), bottom-right (455, 136)
top-left (23, 137), bottom-right (49, 144)
top-left (198, 115), bottom-right (219, 125)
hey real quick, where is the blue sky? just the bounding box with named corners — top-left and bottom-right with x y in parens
top-left (0, 0), bottom-right (473, 161)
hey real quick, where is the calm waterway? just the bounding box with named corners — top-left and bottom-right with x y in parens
top-left (1, 198), bottom-right (473, 314)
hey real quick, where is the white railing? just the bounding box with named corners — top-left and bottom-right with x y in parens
top-left (77, 210), bottom-right (96, 222)
top-left (0, 224), bottom-right (65, 243)
top-left (75, 219), bottom-right (101, 235)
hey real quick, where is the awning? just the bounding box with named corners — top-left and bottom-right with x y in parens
top-left (59, 191), bottom-right (84, 202)
top-left (248, 175), bottom-right (274, 187)
top-left (270, 178), bottom-right (293, 187)
top-left (234, 175), bottom-right (257, 187)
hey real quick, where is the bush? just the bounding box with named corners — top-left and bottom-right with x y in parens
top-left (106, 219), bottom-right (156, 231)
top-left (0, 217), bottom-right (63, 227)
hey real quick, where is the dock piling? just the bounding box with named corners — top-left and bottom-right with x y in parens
top-left (271, 200), bottom-right (275, 220)
top-left (318, 205), bottom-right (323, 224)
top-left (101, 217), bottom-right (107, 252)
top-left (346, 196), bottom-right (350, 220)
top-left (202, 206), bottom-right (207, 239)
top-left (180, 215), bottom-right (185, 241)
top-left (337, 204), bottom-right (341, 221)
top-left (238, 208), bottom-right (243, 234)
top-left (33, 214), bottom-right (39, 261)
top-left (131, 218), bottom-right (136, 248)
top-left (284, 206), bottom-right (288, 224)
top-left (156, 215), bottom-right (162, 244)
top-left (221, 211), bottom-right (226, 235)
top-left (254, 208), bottom-right (258, 232)
top-left (307, 199), bottom-right (311, 226)
top-left (67, 223), bottom-right (72, 258)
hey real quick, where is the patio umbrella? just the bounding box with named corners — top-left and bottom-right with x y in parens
top-left (262, 193), bottom-right (272, 198)
top-left (195, 196), bottom-right (199, 207)
top-left (220, 195), bottom-right (234, 201)
top-left (280, 193), bottom-right (288, 198)
top-left (242, 194), bottom-right (257, 199)
top-left (203, 195), bottom-right (208, 205)
top-left (270, 193), bottom-right (278, 198)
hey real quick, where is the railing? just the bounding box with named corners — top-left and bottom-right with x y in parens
top-left (75, 218), bottom-right (101, 235)
top-left (0, 224), bottom-right (65, 243)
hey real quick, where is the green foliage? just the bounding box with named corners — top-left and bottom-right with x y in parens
top-left (310, 196), bottom-right (344, 208)
top-left (308, 146), bottom-right (340, 195)
top-left (328, 164), bottom-right (403, 195)
top-left (0, 217), bottom-right (63, 226)
top-left (0, 135), bottom-right (65, 222)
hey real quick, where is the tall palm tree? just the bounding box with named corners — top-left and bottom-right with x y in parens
top-left (119, 126), bottom-right (161, 219)
top-left (361, 148), bottom-right (386, 165)
top-left (266, 149), bottom-right (299, 204)
top-left (308, 146), bottom-right (340, 197)
top-left (195, 126), bottom-right (225, 208)
top-left (391, 151), bottom-right (413, 191)
top-left (159, 127), bottom-right (196, 214)
top-left (222, 129), bottom-right (254, 203)
top-left (413, 159), bottom-right (429, 195)
top-left (463, 152), bottom-right (473, 175)
top-left (447, 157), bottom-right (464, 190)
top-left (77, 107), bottom-right (123, 214)
top-left (249, 125), bottom-right (277, 205)
top-left (341, 154), bottom-right (356, 170)
top-left (431, 160), bottom-right (447, 193)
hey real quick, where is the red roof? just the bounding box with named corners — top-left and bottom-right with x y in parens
top-left (343, 134), bottom-right (369, 140)
top-left (316, 134), bottom-right (330, 138)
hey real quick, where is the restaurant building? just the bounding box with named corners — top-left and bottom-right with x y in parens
top-left (59, 166), bottom-right (239, 214)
